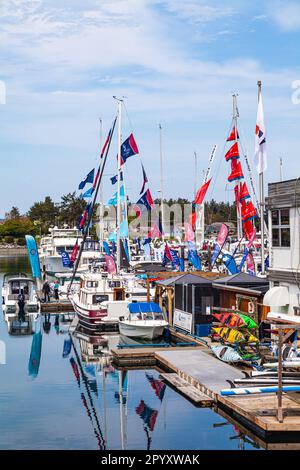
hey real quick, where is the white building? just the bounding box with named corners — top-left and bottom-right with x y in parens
top-left (266, 179), bottom-right (300, 315)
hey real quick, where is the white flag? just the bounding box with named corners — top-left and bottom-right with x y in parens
top-left (254, 93), bottom-right (267, 174)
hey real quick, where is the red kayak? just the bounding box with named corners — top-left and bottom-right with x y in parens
top-left (212, 312), bottom-right (246, 329)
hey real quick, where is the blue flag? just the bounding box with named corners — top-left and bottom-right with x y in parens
top-left (81, 187), bottom-right (94, 199)
top-left (103, 241), bottom-right (111, 255)
top-left (188, 249), bottom-right (202, 270)
top-left (170, 249), bottom-right (180, 267)
top-left (107, 186), bottom-right (125, 206)
top-left (222, 253), bottom-right (239, 275)
top-left (61, 250), bottom-right (73, 268)
top-left (78, 168), bottom-right (94, 190)
top-left (110, 172), bottom-right (123, 185)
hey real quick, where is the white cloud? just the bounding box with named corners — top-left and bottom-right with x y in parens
top-left (270, 1), bottom-right (300, 32)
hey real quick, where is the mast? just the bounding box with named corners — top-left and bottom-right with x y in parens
top-left (194, 151), bottom-right (198, 198)
top-left (114, 97), bottom-right (123, 273)
top-left (232, 93), bottom-right (242, 241)
top-left (98, 117), bottom-right (104, 252)
top-left (257, 80), bottom-right (265, 274)
top-left (280, 157), bottom-right (283, 182)
top-left (159, 124), bottom-right (165, 241)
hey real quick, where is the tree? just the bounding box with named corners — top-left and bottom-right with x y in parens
top-left (27, 196), bottom-right (59, 228)
top-left (59, 192), bottom-right (86, 227)
top-left (5, 206), bottom-right (21, 220)
top-left (0, 217), bottom-right (36, 239)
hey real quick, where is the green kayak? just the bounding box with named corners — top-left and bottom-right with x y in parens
top-left (237, 313), bottom-right (257, 330)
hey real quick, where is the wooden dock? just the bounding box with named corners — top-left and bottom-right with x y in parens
top-left (40, 300), bottom-right (74, 313)
top-left (111, 345), bottom-right (300, 437)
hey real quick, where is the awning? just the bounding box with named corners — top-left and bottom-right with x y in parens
top-left (128, 302), bottom-right (162, 314)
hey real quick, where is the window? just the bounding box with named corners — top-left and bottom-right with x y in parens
top-left (271, 208), bottom-right (290, 247)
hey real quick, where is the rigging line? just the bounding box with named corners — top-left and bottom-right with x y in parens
top-left (68, 114), bottom-right (118, 293)
top-left (237, 126), bottom-right (260, 211)
top-left (70, 334), bottom-right (106, 450)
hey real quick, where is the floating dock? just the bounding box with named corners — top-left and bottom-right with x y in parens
top-left (40, 300), bottom-right (74, 313)
top-left (111, 344), bottom-right (300, 438)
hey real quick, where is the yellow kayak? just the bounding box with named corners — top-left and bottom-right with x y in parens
top-left (212, 327), bottom-right (258, 344)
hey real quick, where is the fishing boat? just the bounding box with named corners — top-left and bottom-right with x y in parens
top-left (2, 273), bottom-right (39, 315)
top-left (118, 302), bottom-right (169, 340)
top-left (70, 269), bottom-right (130, 330)
top-left (212, 327), bottom-right (258, 344)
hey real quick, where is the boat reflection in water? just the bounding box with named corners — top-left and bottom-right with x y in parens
top-left (4, 309), bottom-right (39, 336)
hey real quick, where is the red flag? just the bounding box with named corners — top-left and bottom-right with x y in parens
top-left (225, 142), bottom-right (239, 161)
top-left (194, 178), bottom-right (212, 205)
top-left (164, 242), bottom-right (172, 262)
top-left (189, 212), bottom-right (197, 231)
top-left (70, 242), bottom-right (79, 263)
top-left (234, 184), bottom-right (241, 213)
top-left (239, 181), bottom-right (251, 201)
top-left (227, 126), bottom-right (239, 142)
top-left (228, 159), bottom-right (244, 182)
top-left (241, 200), bottom-right (257, 222)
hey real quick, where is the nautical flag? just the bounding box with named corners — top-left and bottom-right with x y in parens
top-left (120, 220), bottom-right (129, 238)
top-left (61, 250), bottom-right (73, 268)
top-left (246, 251), bottom-right (255, 275)
top-left (239, 247), bottom-right (249, 272)
top-left (134, 189), bottom-right (154, 216)
top-left (79, 203), bottom-right (92, 229)
top-left (107, 186), bottom-right (125, 206)
top-left (100, 126), bottom-right (114, 159)
top-left (222, 253), bottom-right (239, 275)
top-left (227, 126), bottom-right (239, 142)
top-left (225, 142), bottom-right (239, 161)
top-left (70, 241), bottom-right (79, 263)
top-left (194, 178), bottom-right (212, 205)
top-left (103, 241), bottom-right (111, 255)
top-left (164, 242), bottom-right (173, 263)
top-left (148, 220), bottom-right (162, 238)
top-left (120, 133), bottom-right (139, 165)
top-left (78, 168), bottom-right (95, 190)
top-left (81, 187), bottom-right (94, 199)
top-left (136, 400), bottom-right (158, 432)
top-left (170, 249), bottom-right (180, 267)
top-left (189, 210), bottom-right (197, 231)
top-left (255, 92), bottom-right (267, 174)
top-left (239, 181), bottom-right (251, 202)
top-left (188, 247), bottom-right (202, 270)
top-left (228, 158), bottom-right (244, 182)
top-left (145, 373), bottom-right (166, 401)
top-left (104, 254), bottom-right (117, 274)
top-left (211, 223), bottom-right (229, 266)
top-left (241, 200), bottom-right (257, 222)
top-left (108, 231), bottom-right (117, 242)
top-left (140, 164), bottom-right (149, 194)
top-left (110, 172), bottom-right (123, 185)
top-left (243, 219), bottom-right (256, 242)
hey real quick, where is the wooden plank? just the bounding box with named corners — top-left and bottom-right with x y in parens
top-left (160, 373), bottom-right (213, 406)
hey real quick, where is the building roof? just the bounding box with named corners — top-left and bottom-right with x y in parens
top-left (156, 274), bottom-right (186, 286)
top-left (213, 272), bottom-right (268, 287)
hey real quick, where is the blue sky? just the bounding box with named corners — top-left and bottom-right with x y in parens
top-left (0, 0), bottom-right (300, 217)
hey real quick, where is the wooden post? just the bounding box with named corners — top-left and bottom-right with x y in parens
top-left (167, 288), bottom-right (173, 326)
top-left (277, 329), bottom-right (283, 423)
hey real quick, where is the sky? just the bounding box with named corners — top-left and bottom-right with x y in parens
top-left (0, 0), bottom-right (300, 217)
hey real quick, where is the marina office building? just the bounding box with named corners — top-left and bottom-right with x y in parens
top-left (266, 178), bottom-right (300, 315)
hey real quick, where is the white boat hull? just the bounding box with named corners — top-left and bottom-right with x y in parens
top-left (118, 320), bottom-right (168, 340)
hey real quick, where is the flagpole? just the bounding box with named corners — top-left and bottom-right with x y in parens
top-left (159, 124), bottom-right (165, 242)
top-left (99, 117), bottom-right (104, 252)
top-left (257, 80), bottom-right (265, 275)
top-left (232, 93), bottom-right (242, 242)
top-left (115, 97), bottom-right (123, 273)
top-left (194, 151), bottom-right (198, 198)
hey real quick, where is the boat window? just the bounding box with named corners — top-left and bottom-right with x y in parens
top-left (108, 281), bottom-right (121, 288)
top-left (154, 312), bottom-right (163, 320)
top-left (86, 281), bottom-right (98, 288)
top-left (11, 281), bottom-right (20, 294)
top-left (92, 294), bottom-right (109, 304)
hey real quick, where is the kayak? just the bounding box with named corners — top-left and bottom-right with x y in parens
top-left (211, 345), bottom-right (244, 363)
top-left (212, 312), bottom-right (257, 330)
top-left (263, 361), bottom-right (300, 369)
top-left (212, 327), bottom-right (258, 344)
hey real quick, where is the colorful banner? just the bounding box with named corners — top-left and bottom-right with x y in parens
top-left (211, 223), bottom-right (229, 267)
top-left (222, 253), bottom-right (239, 275)
top-left (25, 235), bottom-right (42, 279)
top-left (104, 255), bottom-right (117, 274)
top-left (61, 250), bottom-right (73, 268)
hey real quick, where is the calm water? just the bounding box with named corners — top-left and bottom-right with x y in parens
top-left (0, 255), bottom-right (261, 450)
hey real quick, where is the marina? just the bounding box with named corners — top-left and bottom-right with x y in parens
top-left (1, 2), bottom-right (300, 459)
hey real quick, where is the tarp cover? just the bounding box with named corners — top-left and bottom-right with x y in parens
top-left (128, 302), bottom-right (162, 314)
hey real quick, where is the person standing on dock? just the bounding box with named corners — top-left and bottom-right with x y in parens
top-left (42, 281), bottom-right (51, 302)
top-left (54, 280), bottom-right (59, 301)
top-left (18, 289), bottom-right (25, 321)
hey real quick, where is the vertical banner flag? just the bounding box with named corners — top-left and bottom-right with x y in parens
top-left (254, 92), bottom-right (267, 174)
top-left (61, 250), bottom-right (73, 268)
top-left (104, 255), bottom-right (117, 274)
top-left (222, 253), bottom-right (239, 275)
top-left (194, 178), bottom-right (212, 205)
top-left (211, 223), bottom-right (229, 266)
top-left (187, 242), bottom-right (202, 270)
top-left (184, 222), bottom-right (195, 242)
top-left (246, 251), bottom-right (255, 275)
top-left (25, 235), bottom-right (42, 279)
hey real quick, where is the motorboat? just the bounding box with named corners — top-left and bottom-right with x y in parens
top-left (4, 312), bottom-right (38, 336)
top-left (2, 273), bottom-right (39, 315)
top-left (39, 226), bottom-right (102, 276)
top-left (118, 302), bottom-right (169, 340)
top-left (70, 269), bottom-right (130, 330)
